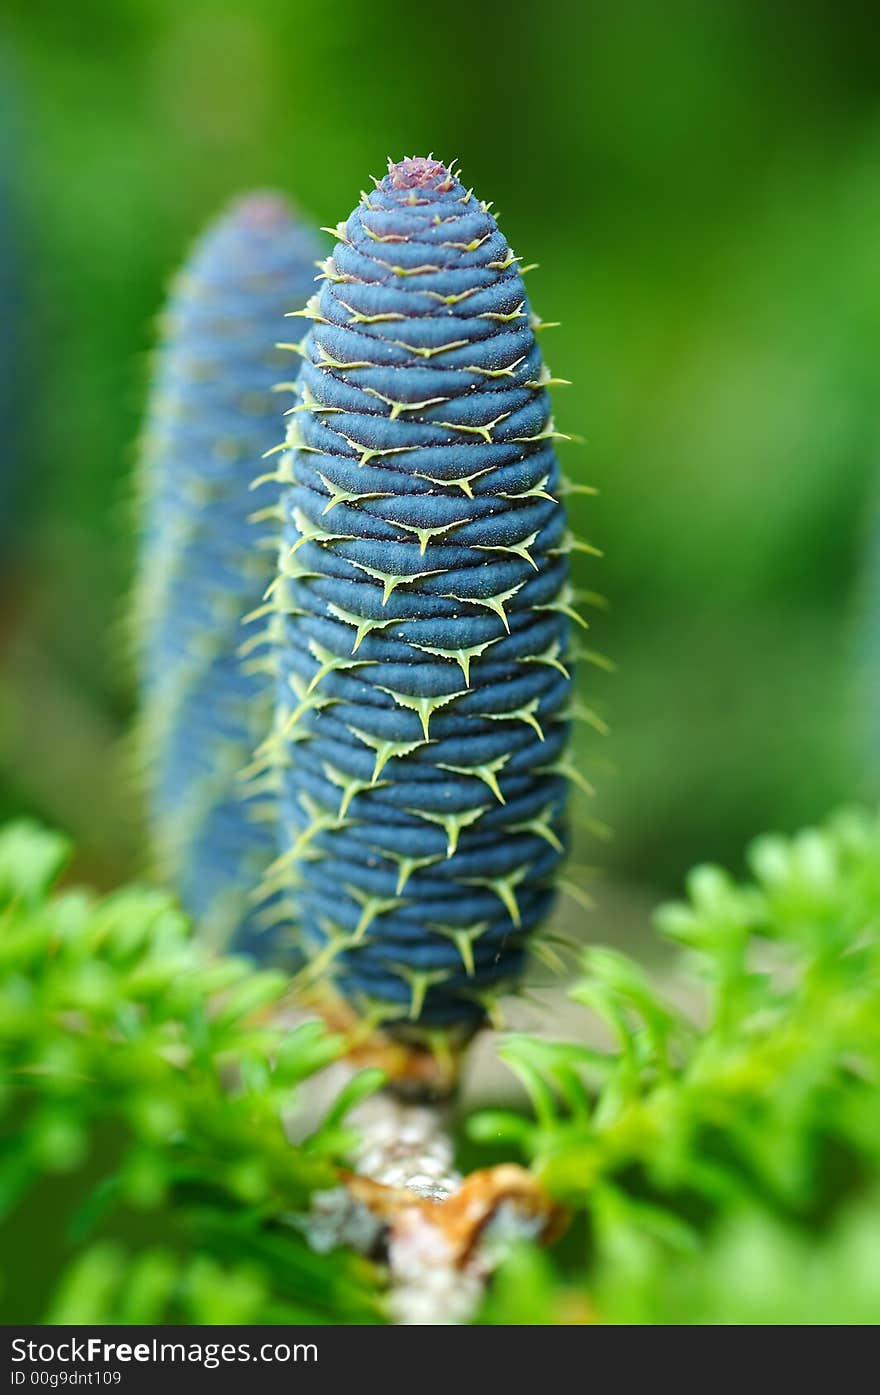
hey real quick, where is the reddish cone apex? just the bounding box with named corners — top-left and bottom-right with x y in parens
top-left (387, 155), bottom-right (455, 192)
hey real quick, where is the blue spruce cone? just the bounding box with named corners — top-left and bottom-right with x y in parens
top-left (135, 191), bottom-right (322, 959)
top-left (263, 157), bottom-right (583, 1037)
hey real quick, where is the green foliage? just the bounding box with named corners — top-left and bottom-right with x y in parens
top-left (5, 806), bottom-right (880, 1324)
top-left (0, 820), bottom-right (383, 1323)
top-left (471, 805), bottom-right (880, 1323)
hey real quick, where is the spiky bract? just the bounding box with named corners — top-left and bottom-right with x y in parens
top-left (135, 192), bottom-right (322, 960)
top-left (269, 157), bottom-right (576, 1033)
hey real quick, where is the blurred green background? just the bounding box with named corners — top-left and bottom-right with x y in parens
top-left (2, 0), bottom-right (879, 905)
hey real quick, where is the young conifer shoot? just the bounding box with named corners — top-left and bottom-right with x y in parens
top-left (135, 192), bottom-right (322, 960)
top-left (259, 157), bottom-right (588, 1048)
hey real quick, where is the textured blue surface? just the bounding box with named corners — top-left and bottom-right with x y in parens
top-left (269, 158), bottom-right (575, 1032)
top-left (136, 192), bottom-right (322, 960)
